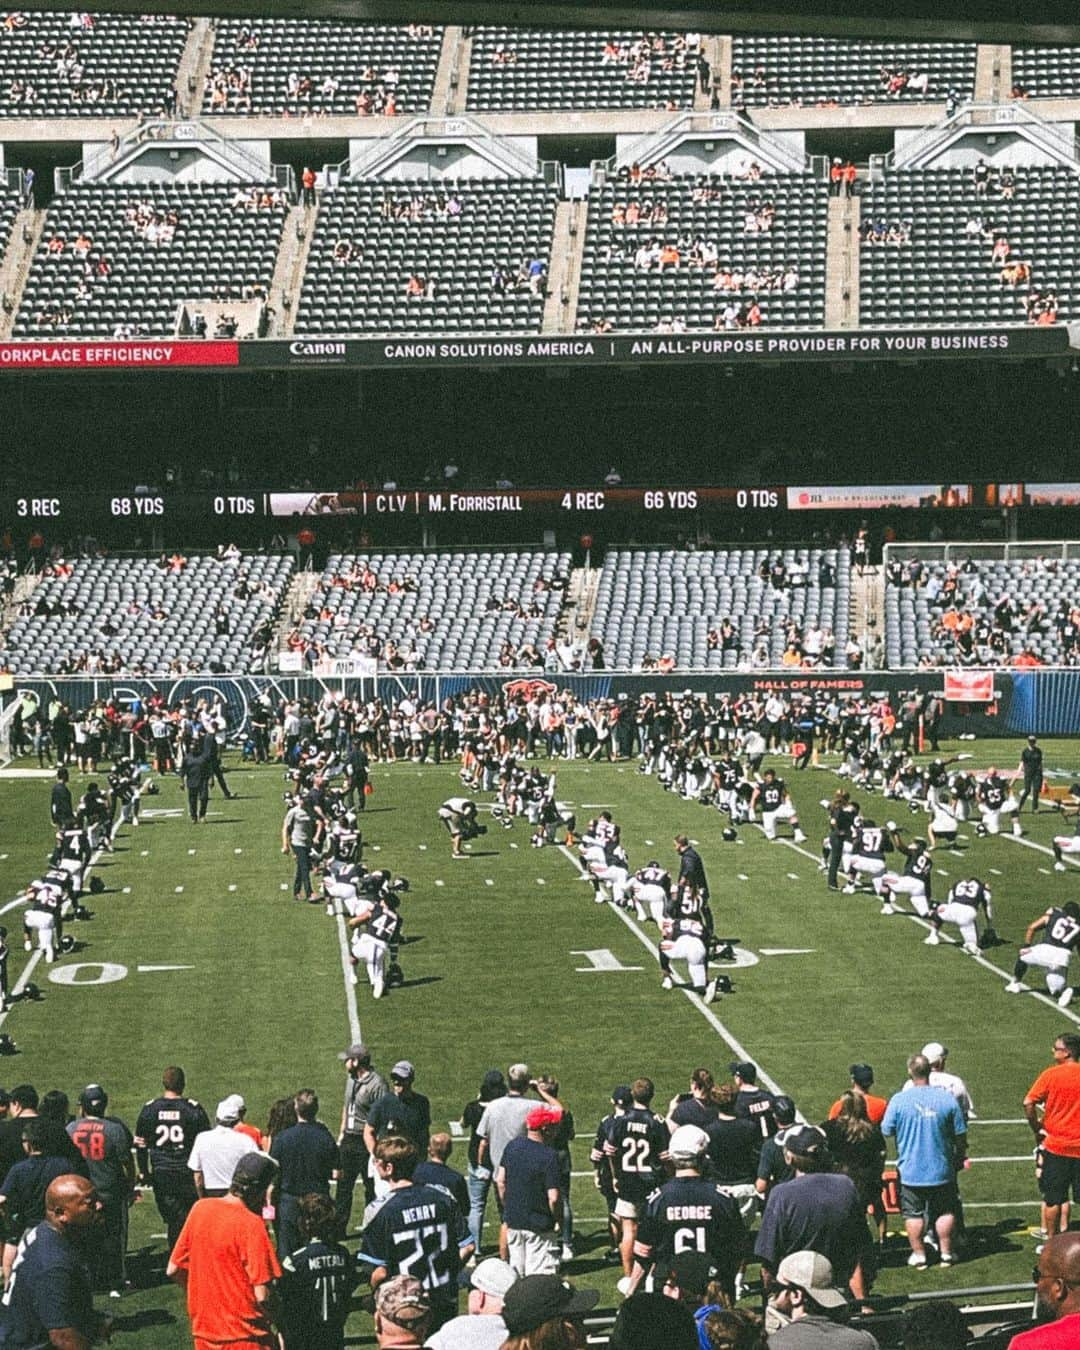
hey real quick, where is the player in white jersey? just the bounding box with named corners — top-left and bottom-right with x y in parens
top-left (581, 839), bottom-right (631, 906)
top-left (348, 892), bottom-right (403, 1000)
top-left (659, 915), bottom-right (718, 1004)
top-left (22, 879), bottom-right (63, 963)
top-left (626, 862), bottom-right (672, 925)
top-left (926, 877), bottom-right (993, 955)
top-left (1007, 902), bottom-right (1080, 1006)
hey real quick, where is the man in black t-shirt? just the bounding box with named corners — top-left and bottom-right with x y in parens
top-left (0, 1089), bottom-right (40, 1190)
top-left (364, 1062), bottom-right (431, 1164)
top-left (730, 1062), bottom-right (777, 1146)
top-left (1016, 736), bottom-right (1045, 813)
top-left (1, 1174), bottom-right (108, 1349)
top-left (134, 1066), bottom-right (210, 1251)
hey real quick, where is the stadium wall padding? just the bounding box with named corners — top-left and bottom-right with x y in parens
top-left (1, 670), bottom-right (1055, 740)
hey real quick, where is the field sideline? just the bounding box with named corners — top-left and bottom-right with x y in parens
top-left (1, 737), bottom-right (1078, 1345)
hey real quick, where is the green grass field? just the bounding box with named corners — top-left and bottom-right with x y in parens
top-left (1, 738), bottom-right (1077, 1345)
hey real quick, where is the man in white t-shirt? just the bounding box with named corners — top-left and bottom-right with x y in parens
top-left (187, 1096), bottom-right (259, 1197)
top-left (425, 1257), bottom-right (515, 1350)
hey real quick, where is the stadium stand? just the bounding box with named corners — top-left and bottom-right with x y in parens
top-left (859, 165), bottom-right (1077, 327)
top-left (730, 34), bottom-right (977, 106)
top-left (1011, 46), bottom-right (1080, 99)
top-left (465, 27), bottom-right (700, 113)
top-left (0, 10), bottom-right (188, 118)
top-left (578, 172), bottom-right (827, 333)
top-left (13, 181), bottom-right (288, 339)
top-left (202, 17), bottom-right (442, 117)
top-left (885, 556), bottom-right (1080, 668)
top-left (0, 552), bottom-right (293, 675)
top-left (292, 549), bottom-right (571, 670)
top-left (294, 176), bottom-right (559, 336)
top-left (590, 547), bottom-right (850, 669)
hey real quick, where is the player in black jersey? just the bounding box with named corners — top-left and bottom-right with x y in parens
top-left (926, 877), bottom-right (994, 955)
top-left (841, 819), bottom-right (897, 896)
top-left (359, 1136), bottom-right (472, 1330)
top-left (976, 768), bottom-right (1022, 837)
top-left (603, 1078), bottom-right (669, 1283)
top-left (590, 1086), bottom-right (633, 1256)
top-left (713, 755), bottom-right (744, 819)
top-left (624, 1124), bottom-right (748, 1303)
top-left (348, 890), bottom-right (403, 1000)
top-left (134, 1066), bottom-right (211, 1250)
top-left (1007, 902), bottom-right (1080, 1007)
top-left (879, 837), bottom-right (933, 917)
top-left (822, 792), bottom-right (858, 892)
top-left (751, 770), bottom-right (807, 843)
top-left (280, 1193), bottom-right (356, 1350)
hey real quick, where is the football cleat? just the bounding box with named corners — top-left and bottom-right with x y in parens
top-left (661, 975), bottom-right (673, 990)
top-left (1060, 987), bottom-right (1075, 1008)
top-left (1055, 863), bottom-right (1067, 872)
top-left (842, 884), bottom-right (856, 894)
top-left (794, 829), bottom-right (807, 843)
top-left (22, 939), bottom-right (31, 953)
top-left (962, 943), bottom-right (980, 956)
top-left (703, 979), bottom-right (719, 1005)
top-left (1005, 981), bottom-right (1023, 993)
top-left (372, 976), bottom-right (385, 1000)
top-left (880, 903), bottom-right (896, 915)
top-left (924, 930), bottom-right (941, 946)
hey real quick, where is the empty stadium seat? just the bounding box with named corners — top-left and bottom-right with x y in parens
top-left (203, 18), bottom-right (442, 117)
top-left (859, 165), bottom-right (1078, 326)
top-left (466, 28), bottom-right (698, 113)
top-left (13, 181), bottom-right (287, 339)
top-left (591, 548), bottom-right (851, 669)
top-left (0, 11), bottom-right (188, 118)
top-left (294, 176), bottom-right (558, 337)
top-left (730, 35), bottom-right (976, 106)
top-left (0, 553), bottom-right (294, 676)
top-left (578, 172), bottom-right (827, 333)
top-left (297, 551), bottom-right (570, 671)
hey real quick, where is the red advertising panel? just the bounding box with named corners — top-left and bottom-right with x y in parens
top-left (944, 669), bottom-right (994, 703)
top-left (0, 341), bottom-right (239, 370)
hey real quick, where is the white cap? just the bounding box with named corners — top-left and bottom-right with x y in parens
top-left (669, 1125), bottom-right (710, 1160)
top-left (217, 1093), bottom-right (245, 1122)
top-left (921, 1042), bottom-right (947, 1063)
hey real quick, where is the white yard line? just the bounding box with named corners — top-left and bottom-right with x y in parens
top-left (557, 845), bottom-right (802, 1117)
top-left (334, 905), bottom-right (362, 1045)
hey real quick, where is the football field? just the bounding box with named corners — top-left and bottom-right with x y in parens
top-left (1, 739), bottom-right (1077, 1345)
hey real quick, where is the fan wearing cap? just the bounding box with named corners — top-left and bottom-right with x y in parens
top-left (426, 1257), bottom-right (517, 1350)
top-left (500, 1273), bottom-right (599, 1348)
top-left (374, 1273), bottom-right (432, 1348)
top-left (336, 1042), bottom-right (388, 1231)
top-left (623, 1124), bottom-right (747, 1303)
top-left (828, 1067), bottom-right (887, 1126)
top-left (168, 1151), bottom-right (283, 1349)
top-left (767, 1250), bottom-right (879, 1348)
top-left (731, 1062), bottom-right (778, 1146)
top-left (756, 1096), bottom-right (801, 1202)
top-left (187, 1095), bottom-right (259, 1199)
top-left (460, 1068), bottom-right (507, 1255)
top-left (497, 1106), bottom-right (565, 1277)
top-left (66, 1084), bottom-right (135, 1299)
top-left (754, 1126), bottom-right (869, 1303)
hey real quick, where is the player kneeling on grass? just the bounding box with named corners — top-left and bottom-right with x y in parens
top-left (626, 862), bottom-right (672, 925)
top-left (750, 769), bottom-right (807, 843)
top-left (659, 914), bottom-right (719, 1004)
top-left (348, 889), bottom-right (403, 1000)
top-left (976, 768), bottom-right (1023, 838)
top-left (1007, 902), bottom-right (1080, 1007)
top-left (925, 878), bottom-right (993, 956)
top-left (879, 837), bottom-right (933, 917)
top-left (841, 819), bottom-right (897, 895)
top-left (928, 792), bottom-right (961, 851)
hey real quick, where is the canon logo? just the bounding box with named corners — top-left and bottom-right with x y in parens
top-left (289, 341), bottom-right (346, 356)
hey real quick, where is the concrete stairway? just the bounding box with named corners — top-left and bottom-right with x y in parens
top-left (0, 207), bottom-right (45, 339)
top-left (824, 192), bottom-right (860, 329)
top-left (267, 201), bottom-right (319, 336)
top-left (542, 199), bottom-right (586, 333)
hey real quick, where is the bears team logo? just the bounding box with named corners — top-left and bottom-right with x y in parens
top-left (502, 677), bottom-right (558, 701)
